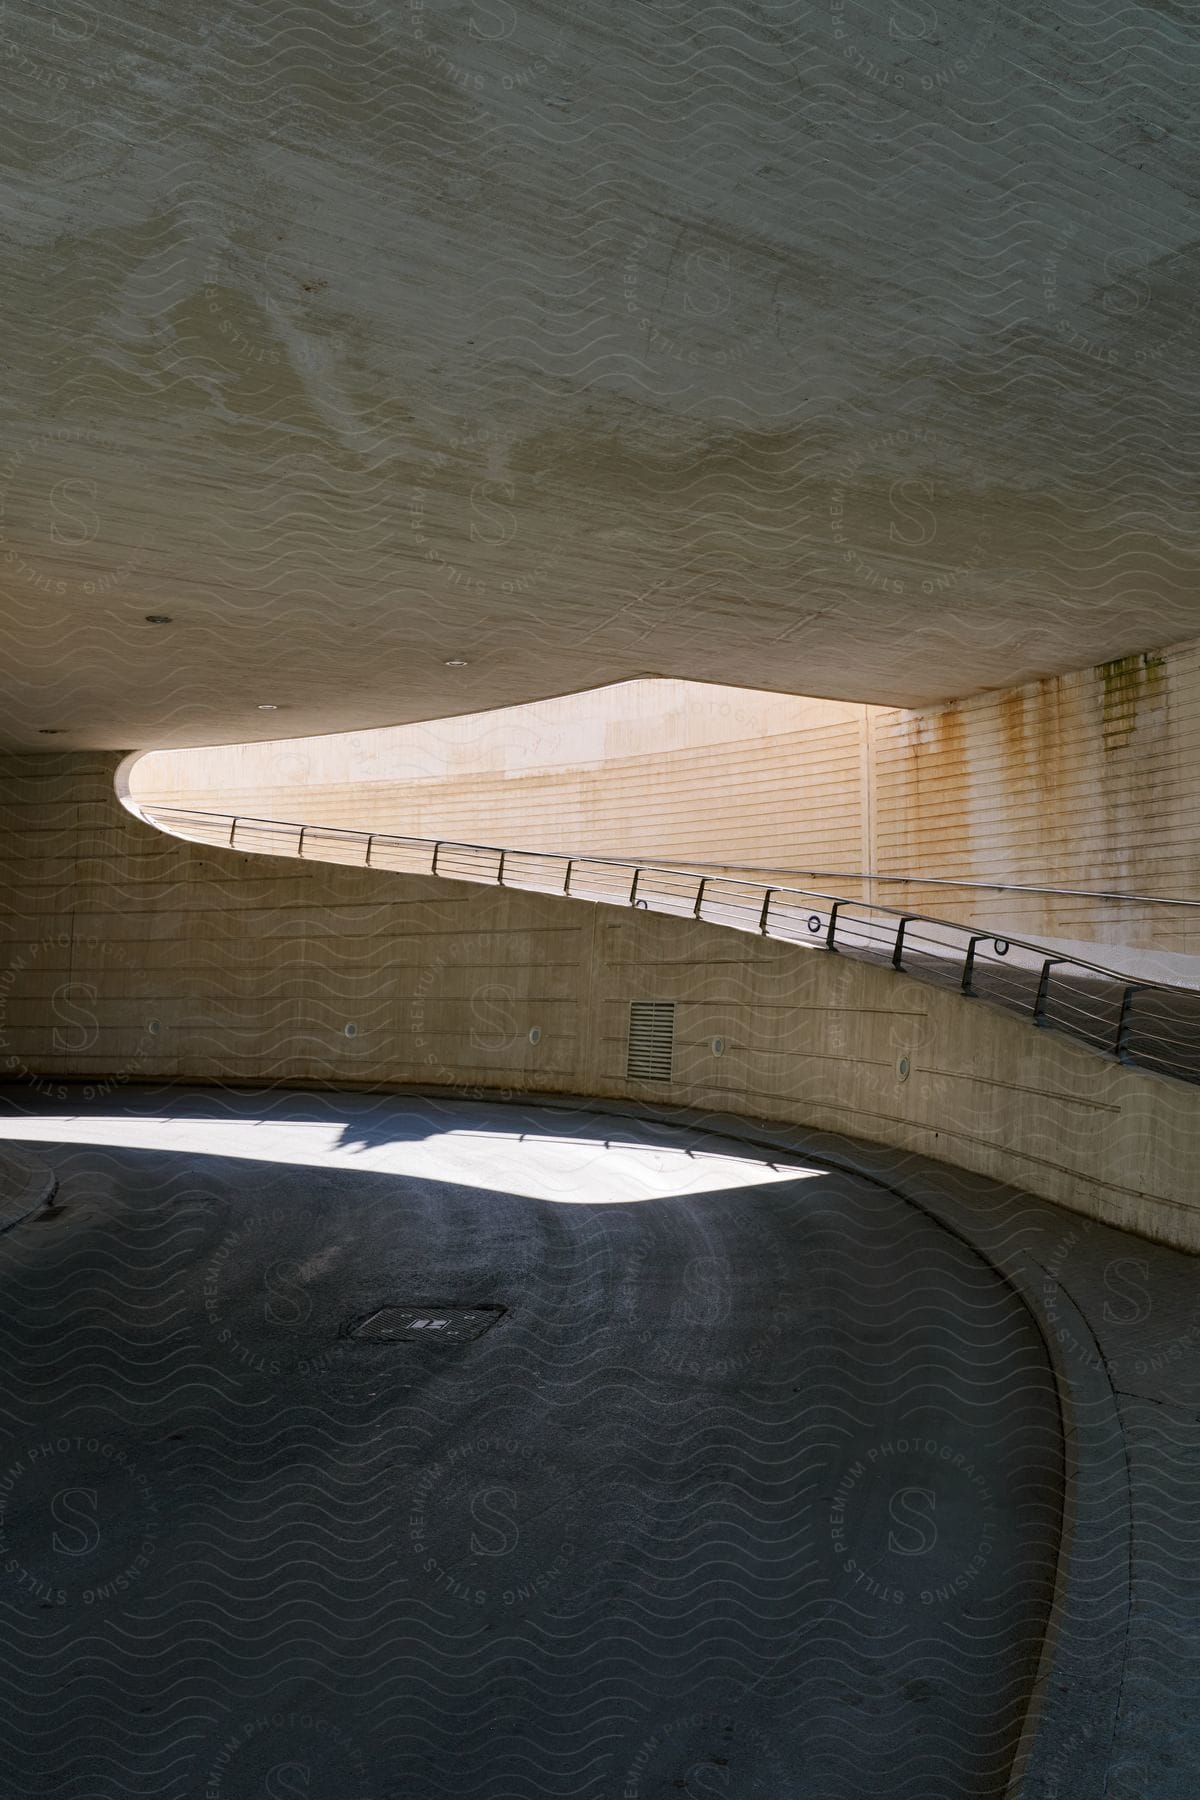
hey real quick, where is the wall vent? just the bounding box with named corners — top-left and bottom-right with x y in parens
top-left (627, 1000), bottom-right (675, 1082)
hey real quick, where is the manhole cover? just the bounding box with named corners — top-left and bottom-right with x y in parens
top-left (347, 1305), bottom-right (505, 1343)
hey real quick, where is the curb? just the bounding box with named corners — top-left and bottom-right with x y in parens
top-left (0, 1146), bottom-right (57, 1233)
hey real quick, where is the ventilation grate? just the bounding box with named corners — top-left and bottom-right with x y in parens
top-left (627, 1000), bottom-right (675, 1082)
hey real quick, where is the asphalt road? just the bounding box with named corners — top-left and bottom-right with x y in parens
top-left (0, 1087), bottom-right (1063, 1799)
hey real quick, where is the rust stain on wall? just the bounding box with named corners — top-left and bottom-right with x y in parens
top-left (901, 703), bottom-right (969, 871)
top-left (1030, 676), bottom-right (1067, 784)
top-left (1099, 654), bottom-right (1145, 752)
top-left (997, 687), bottom-right (1028, 779)
top-left (933, 703), bottom-right (967, 768)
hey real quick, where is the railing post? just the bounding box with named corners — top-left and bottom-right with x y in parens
top-left (497, 849), bottom-right (506, 886)
top-left (629, 867), bottom-right (639, 905)
top-left (564, 860), bottom-right (572, 895)
top-left (693, 877), bottom-right (707, 918)
top-left (365, 834), bottom-right (374, 868)
top-left (961, 933), bottom-right (988, 995)
top-left (892, 916), bottom-right (914, 969)
top-left (1033, 957), bottom-right (1064, 1026)
top-left (229, 817), bottom-right (237, 848)
top-left (1114, 985), bottom-right (1144, 1062)
top-left (297, 825), bottom-right (306, 857)
top-left (431, 842), bottom-right (440, 876)
top-left (758, 888), bottom-right (774, 934)
top-left (826, 903), bottom-right (840, 951)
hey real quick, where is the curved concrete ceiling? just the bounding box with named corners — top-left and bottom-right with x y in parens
top-left (2, 0), bottom-right (1197, 749)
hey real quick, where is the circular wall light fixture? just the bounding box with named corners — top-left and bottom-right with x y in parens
top-left (38, 729), bottom-right (63, 735)
top-left (147, 1020), bottom-right (161, 1036)
top-left (444, 658), bottom-right (469, 668)
top-left (344, 1022), bottom-right (358, 1038)
top-left (897, 1055), bottom-right (911, 1082)
top-left (257, 704), bottom-right (278, 710)
top-left (144, 614), bottom-right (172, 624)
top-left (711, 1036), bottom-right (726, 1057)
top-left (528, 1026), bottom-right (542, 1045)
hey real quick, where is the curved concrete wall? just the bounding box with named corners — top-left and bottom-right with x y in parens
top-left (4, 753), bottom-right (1200, 1251)
top-left (871, 640), bottom-right (1200, 956)
top-left (125, 642), bottom-right (1200, 959)
top-left (123, 680), bottom-right (875, 874)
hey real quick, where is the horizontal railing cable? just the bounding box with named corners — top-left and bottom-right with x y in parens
top-left (142, 804), bottom-right (1200, 1087)
top-left (677, 864), bottom-right (1200, 908)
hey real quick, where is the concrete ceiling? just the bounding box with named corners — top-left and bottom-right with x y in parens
top-left (2, 0), bottom-right (1198, 750)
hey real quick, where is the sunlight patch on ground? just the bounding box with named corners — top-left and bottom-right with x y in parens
top-left (0, 1113), bottom-right (823, 1203)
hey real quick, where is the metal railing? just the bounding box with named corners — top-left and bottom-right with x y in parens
top-left (680, 864), bottom-right (1200, 908)
top-left (142, 804), bottom-right (1200, 1088)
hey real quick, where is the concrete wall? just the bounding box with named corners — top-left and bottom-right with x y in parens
top-left (871, 640), bottom-right (1200, 954)
top-left (125, 643), bottom-right (1200, 957)
top-left (125, 680), bottom-right (875, 875)
top-left (5, 753), bottom-right (1200, 1252)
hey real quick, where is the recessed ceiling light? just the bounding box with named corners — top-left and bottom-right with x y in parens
top-left (144, 614), bottom-right (172, 624)
top-left (444, 658), bottom-right (469, 668)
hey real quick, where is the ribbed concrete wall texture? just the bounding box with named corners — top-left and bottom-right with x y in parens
top-left (871, 641), bottom-right (1200, 952)
top-left (128, 639), bottom-right (1200, 955)
top-left (127, 682), bottom-right (876, 875)
top-left (5, 753), bottom-right (1199, 1250)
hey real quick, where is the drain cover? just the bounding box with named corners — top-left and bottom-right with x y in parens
top-left (347, 1305), bottom-right (505, 1343)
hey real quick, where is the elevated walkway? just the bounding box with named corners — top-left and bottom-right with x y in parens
top-left (137, 803), bottom-right (1200, 1091)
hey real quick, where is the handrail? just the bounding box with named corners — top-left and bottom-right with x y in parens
top-left (677, 863), bottom-right (1200, 908)
top-left (151, 804), bottom-right (1183, 990)
top-left (143, 803), bottom-right (1200, 1087)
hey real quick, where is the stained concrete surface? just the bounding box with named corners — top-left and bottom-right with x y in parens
top-left (2, 2), bottom-right (1199, 749)
top-left (0, 1085), bottom-right (1063, 1798)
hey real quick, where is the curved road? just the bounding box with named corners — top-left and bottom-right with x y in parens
top-left (0, 1086), bottom-right (1063, 1799)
